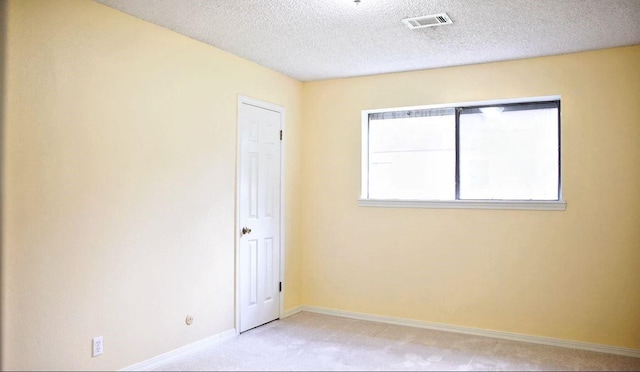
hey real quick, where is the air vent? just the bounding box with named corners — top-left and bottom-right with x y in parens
top-left (402, 13), bottom-right (452, 29)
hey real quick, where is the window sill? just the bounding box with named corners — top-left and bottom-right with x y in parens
top-left (358, 199), bottom-right (566, 211)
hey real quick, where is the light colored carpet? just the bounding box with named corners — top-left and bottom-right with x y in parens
top-left (154, 311), bottom-right (640, 371)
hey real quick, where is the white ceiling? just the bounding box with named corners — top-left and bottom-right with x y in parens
top-left (95, 0), bottom-right (640, 82)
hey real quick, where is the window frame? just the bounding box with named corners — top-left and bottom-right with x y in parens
top-left (359, 96), bottom-right (566, 211)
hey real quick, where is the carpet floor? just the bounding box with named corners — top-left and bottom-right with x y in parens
top-left (153, 311), bottom-right (640, 371)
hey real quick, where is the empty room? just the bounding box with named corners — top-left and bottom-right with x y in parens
top-left (2, 0), bottom-right (639, 370)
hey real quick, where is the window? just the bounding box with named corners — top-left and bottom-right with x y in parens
top-left (360, 97), bottom-right (565, 210)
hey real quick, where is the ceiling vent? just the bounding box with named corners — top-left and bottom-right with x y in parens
top-left (402, 13), bottom-right (452, 29)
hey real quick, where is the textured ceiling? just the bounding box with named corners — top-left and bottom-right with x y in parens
top-left (95, 0), bottom-right (640, 82)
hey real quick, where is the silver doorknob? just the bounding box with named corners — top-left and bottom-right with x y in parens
top-left (241, 227), bottom-right (252, 235)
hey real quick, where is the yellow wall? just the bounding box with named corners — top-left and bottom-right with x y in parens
top-left (301, 45), bottom-right (640, 349)
top-left (2, 0), bottom-right (302, 370)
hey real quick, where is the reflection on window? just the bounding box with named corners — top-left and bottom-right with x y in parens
top-left (369, 112), bottom-right (455, 200)
top-left (459, 105), bottom-right (559, 200)
top-left (363, 100), bottom-right (560, 202)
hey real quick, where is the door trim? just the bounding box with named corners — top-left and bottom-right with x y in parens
top-left (235, 95), bottom-right (286, 334)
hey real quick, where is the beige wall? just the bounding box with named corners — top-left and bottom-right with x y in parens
top-left (301, 46), bottom-right (640, 350)
top-left (2, 0), bottom-right (302, 370)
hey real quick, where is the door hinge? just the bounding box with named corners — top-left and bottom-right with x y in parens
top-left (279, 282), bottom-right (282, 292)
top-left (280, 130), bottom-right (283, 141)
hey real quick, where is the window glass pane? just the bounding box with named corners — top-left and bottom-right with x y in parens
top-left (459, 106), bottom-right (559, 200)
top-left (368, 114), bottom-right (455, 200)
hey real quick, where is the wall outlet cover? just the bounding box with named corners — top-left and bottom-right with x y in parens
top-left (92, 336), bottom-right (103, 357)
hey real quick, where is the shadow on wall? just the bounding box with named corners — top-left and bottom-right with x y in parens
top-left (0, 0), bottom-right (7, 368)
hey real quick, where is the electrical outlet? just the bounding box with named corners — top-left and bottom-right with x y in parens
top-left (92, 336), bottom-right (103, 357)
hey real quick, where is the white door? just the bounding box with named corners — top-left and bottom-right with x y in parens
top-left (238, 97), bottom-right (282, 333)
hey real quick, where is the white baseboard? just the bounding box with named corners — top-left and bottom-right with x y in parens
top-left (121, 306), bottom-right (639, 370)
top-left (120, 328), bottom-right (237, 371)
top-left (301, 305), bottom-right (640, 359)
top-left (282, 305), bottom-right (304, 318)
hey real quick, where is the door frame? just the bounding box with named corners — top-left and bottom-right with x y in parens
top-left (235, 95), bottom-right (286, 334)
